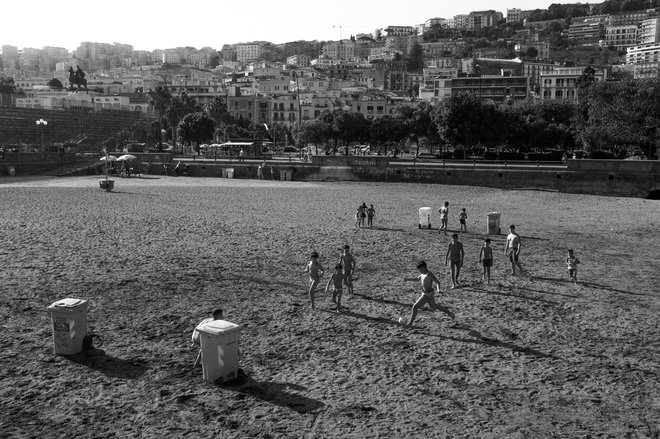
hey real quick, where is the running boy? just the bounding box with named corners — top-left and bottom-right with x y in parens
top-left (479, 238), bottom-right (493, 283)
top-left (445, 233), bottom-right (465, 289)
top-left (325, 264), bottom-right (345, 313)
top-left (339, 244), bottom-right (356, 294)
top-left (303, 251), bottom-right (324, 308)
top-left (367, 204), bottom-right (376, 227)
top-left (402, 261), bottom-right (455, 328)
top-left (566, 249), bottom-right (580, 284)
top-left (438, 201), bottom-right (449, 235)
top-left (459, 208), bottom-right (468, 233)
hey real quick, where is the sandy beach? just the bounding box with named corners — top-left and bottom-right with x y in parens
top-left (1, 175), bottom-right (659, 438)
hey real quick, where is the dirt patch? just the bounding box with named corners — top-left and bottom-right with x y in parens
top-left (1, 177), bottom-right (659, 438)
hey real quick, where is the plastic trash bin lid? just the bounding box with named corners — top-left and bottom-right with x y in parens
top-left (48, 298), bottom-right (87, 311)
top-left (197, 319), bottom-right (241, 335)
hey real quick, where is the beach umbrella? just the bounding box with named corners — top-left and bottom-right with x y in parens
top-left (117, 154), bottom-right (137, 161)
top-left (100, 155), bottom-right (117, 162)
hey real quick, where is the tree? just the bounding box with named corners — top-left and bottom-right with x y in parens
top-left (166, 91), bottom-right (200, 150)
top-left (406, 43), bottom-right (425, 72)
top-left (178, 112), bottom-right (215, 154)
top-left (434, 92), bottom-right (486, 154)
top-left (292, 119), bottom-right (332, 154)
top-left (0, 77), bottom-right (16, 106)
top-left (369, 115), bottom-right (406, 155)
top-left (47, 78), bottom-right (64, 90)
top-left (147, 86), bottom-right (172, 148)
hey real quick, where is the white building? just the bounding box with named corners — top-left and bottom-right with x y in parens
top-left (639, 18), bottom-right (660, 45)
top-left (627, 42), bottom-right (660, 64)
top-left (539, 67), bottom-right (607, 101)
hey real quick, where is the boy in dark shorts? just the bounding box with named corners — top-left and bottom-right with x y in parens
top-left (339, 244), bottom-right (356, 295)
top-left (325, 264), bottom-right (345, 313)
top-left (445, 233), bottom-right (464, 289)
top-left (479, 238), bottom-right (493, 283)
top-left (402, 261), bottom-right (455, 328)
top-left (566, 249), bottom-right (580, 284)
top-left (459, 208), bottom-right (467, 233)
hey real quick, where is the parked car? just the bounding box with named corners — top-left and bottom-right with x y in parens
top-left (283, 146), bottom-right (298, 153)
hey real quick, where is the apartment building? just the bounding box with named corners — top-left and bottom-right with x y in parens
top-left (515, 42), bottom-right (550, 59)
top-left (468, 10), bottom-right (503, 29)
top-left (450, 75), bottom-right (529, 103)
top-left (420, 40), bottom-right (468, 58)
top-left (539, 67), bottom-right (607, 101)
top-left (322, 40), bottom-right (358, 61)
top-left (566, 16), bottom-right (607, 42)
top-left (454, 15), bottom-right (469, 29)
top-left (605, 24), bottom-right (639, 51)
top-left (347, 94), bottom-right (411, 119)
top-left (384, 26), bottom-right (416, 37)
top-left (235, 44), bottom-right (262, 62)
top-left (639, 18), bottom-right (660, 44)
top-left (270, 94), bottom-right (299, 128)
top-left (507, 8), bottom-right (533, 23)
top-left (633, 61), bottom-right (660, 78)
top-left (287, 54), bottom-right (311, 67)
top-left (627, 42), bottom-right (660, 64)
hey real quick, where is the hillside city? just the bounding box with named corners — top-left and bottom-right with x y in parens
top-left (1, 0), bottom-right (659, 158)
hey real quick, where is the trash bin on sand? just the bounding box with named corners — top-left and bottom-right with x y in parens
top-left (47, 298), bottom-right (88, 355)
top-left (418, 207), bottom-right (432, 229)
top-left (197, 319), bottom-right (241, 384)
top-left (487, 212), bottom-right (501, 235)
top-left (227, 168), bottom-right (234, 178)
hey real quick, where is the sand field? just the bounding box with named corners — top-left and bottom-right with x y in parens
top-left (1, 175), bottom-right (659, 438)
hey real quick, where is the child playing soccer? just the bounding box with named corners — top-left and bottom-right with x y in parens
top-left (402, 261), bottom-right (455, 328)
top-left (339, 244), bottom-right (356, 295)
top-left (479, 238), bottom-right (493, 283)
top-left (445, 233), bottom-right (465, 289)
top-left (566, 249), bottom-right (580, 284)
top-left (459, 208), bottom-right (467, 233)
top-left (303, 251), bottom-right (324, 308)
top-left (325, 264), bottom-right (345, 313)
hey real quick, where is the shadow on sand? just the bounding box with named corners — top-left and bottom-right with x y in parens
top-left (67, 348), bottom-right (149, 379)
top-left (221, 375), bottom-right (324, 414)
top-left (418, 324), bottom-right (556, 359)
top-left (530, 276), bottom-right (647, 296)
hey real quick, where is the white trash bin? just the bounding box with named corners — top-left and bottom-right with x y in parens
top-left (197, 319), bottom-right (241, 384)
top-left (227, 168), bottom-right (234, 178)
top-left (47, 298), bottom-right (88, 355)
top-left (418, 207), bottom-right (432, 229)
top-left (487, 212), bottom-right (501, 235)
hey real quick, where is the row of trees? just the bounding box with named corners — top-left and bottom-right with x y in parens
top-left (129, 72), bottom-right (658, 159)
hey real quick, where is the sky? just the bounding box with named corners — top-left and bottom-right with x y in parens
top-left (2, 0), bottom-right (557, 52)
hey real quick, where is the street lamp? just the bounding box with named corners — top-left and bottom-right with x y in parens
top-left (36, 119), bottom-right (48, 152)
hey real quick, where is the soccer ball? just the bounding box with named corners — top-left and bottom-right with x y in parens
top-left (398, 316), bottom-right (406, 325)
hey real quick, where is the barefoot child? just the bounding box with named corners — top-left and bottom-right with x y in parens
top-left (438, 201), bottom-right (449, 235)
top-left (566, 249), bottom-right (580, 284)
top-left (402, 261), bottom-right (455, 328)
top-left (459, 208), bottom-right (467, 233)
top-left (479, 238), bottom-right (493, 283)
top-left (325, 264), bottom-right (344, 312)
top-left (445, 233), bottom-right (465, 289)
top-left (367, 204), bottom-right (376, 227)
top-left (303, 251), bottom-right (324, 308)
top-left (339, 244), bottom-right (356, 295)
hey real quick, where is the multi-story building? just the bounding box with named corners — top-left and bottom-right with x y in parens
top-left (639, 18), bottom-right (660, 44)
top-left (539, 66), bottom-right (607, 101)
top-left (454, 15), bottom-right (469, 29)
top-left (627, 42), bottom-right (660, 64)
top-left (384, 26), bottom-right (416, 37)
top-left (287, 54), bottom-right (311, 67)
top-left (608, 9), bottom-right (660, 26)
top-left (468, 10), bottom-right (503, 29)
top-left (605, 24), bottom-right (639, 51)
top-left (226, 91), bottom-right (268, 125)
top-left (322, 40), bottom-right (357, 61)
top-left (421, 40), bottom-right (468, 58)
top-left (507, 8), bottom-right (534, 23)
top-left (521, 61), bottom-right (556, 91)
top-left (515, 42), bottom-right (550, 59)
top-left (347, 94), bottom-right (412, 119)
top-left (270, 94), bottom-right (299, 128)
top-left (632, 61), bottom-right (660, 78)
top-left (451, 75), bottom-right (529, 103)
top-left (566, 16), bottom-right (607, 42)
top-left (235, 44), bottom-right (262, 62)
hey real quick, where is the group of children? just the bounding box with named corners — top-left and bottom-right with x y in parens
top-left (438, 201), bottom-right (468, 235)
top-left (303, 245), bottom-right (356, 312)
top-left (355, 203), bottom-right (376, 228)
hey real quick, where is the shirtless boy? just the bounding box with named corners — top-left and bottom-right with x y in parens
top-left (325, 264), bottom-right (345, 313)
top-left (445, 233), bottom-right (465, 289)
top-left (303, 251), bottom-right (324, 308)
top-left (504, 224), bottom-right (524, 275)
top-left (479, 238), bottom-right (493, 283)
top-left (438, 201), bottom-right (449, 235)
top-left (402, 261), bottom-right (455, 328)
top-left (339, 244), bottom-right (356, 294)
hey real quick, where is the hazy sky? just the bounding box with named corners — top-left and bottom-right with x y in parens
top-left (2, 0), bottom-right (556, 52)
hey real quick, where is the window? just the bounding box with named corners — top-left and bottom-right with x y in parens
top-left (544, 79), bottom-right (552, 86)
top-left (367, 105), bottom-right (373, 113)
top-left (556, 79), bottom-right (565, 87)
top-left (555, 90), bottom-right (563, 98)
top-left (377, 106), bottom-right (384, 113)
top-left (248, 101), bottom-right (252, 108)
top-left (543, 90), bottom-right (551, 99)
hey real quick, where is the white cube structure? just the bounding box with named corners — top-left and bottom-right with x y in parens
top-left (197, 319), bottom-right (241, 384)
